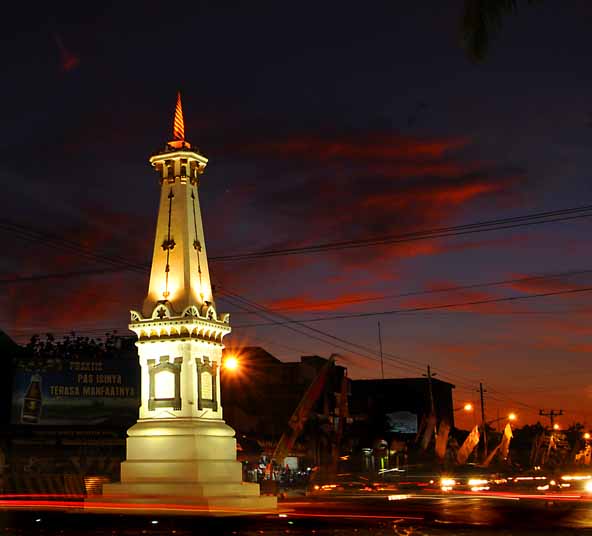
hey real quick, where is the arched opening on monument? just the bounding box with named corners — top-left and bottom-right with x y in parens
top-left (154, 370), bottom-right (175, 400)
top-left (200, 371), bottom-right (213, 400)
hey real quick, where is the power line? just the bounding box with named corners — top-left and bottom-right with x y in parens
top-left (3, 262), bottom-right (592, 316)
top-left (1, 257), bottom-right (584, 411)
top-left (253, 268), bottom-right (592, 312)
top-left (0, 219), bottom-right (148, 273)
top-left (6, 286), bottom-right (545, 412)
top-left (0, 245), bottom-right (584, 410)
top-left (218, 292), bottom-right (422, 376)
top-left (208, 204), bottom-right (592, 262)
top-left (2, 204), bottom-right (592, 275)
top-left (4, 249), bottom-right (588, 408)
top-left (230, 308), bottom-right (592, 317)
top-left (539, 409), bottom-right (564, 428)
top-left (233, 285), bottom-right (592, 327)
top-left (221, 286), bottom-right (477, 389)
top-left (218, 289), bottom-right (427, 375)
top-left (217, 285), bottom-right (543, 412)
top-left (4, 205), bottom-right (589, 412)
top-left (217, 281), bottom-right (576, 412)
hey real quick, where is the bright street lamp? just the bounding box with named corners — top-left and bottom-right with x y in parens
top-left (487, 413), bottom-right (517, 426)
top-left (454, 403), bottom-right (473, 412)
top-left (223, 356), bottom-right (239, 371)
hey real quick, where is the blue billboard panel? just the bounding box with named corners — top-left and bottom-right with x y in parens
top-left (12, 357), bottom-right (140, 426)
top-left (385, 411), bottom-right (418, 434)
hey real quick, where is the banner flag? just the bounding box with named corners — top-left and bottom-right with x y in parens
top-left (420, 413), bottom-right (437, 451)
top-left (457, 425), bottom-right (480, 465)
top-left (500, 423), bottom-right (513, 460)
top-left (435, 419), bottom-right (450, 460)
top-left (482, 444), bottom-right (500, 467)
top-left (273, 356), bottom-right (335, 462)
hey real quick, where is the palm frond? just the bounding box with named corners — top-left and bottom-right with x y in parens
top-left (461, 0), bottom-right (542, 62)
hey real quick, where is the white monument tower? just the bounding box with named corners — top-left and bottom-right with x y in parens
top-left (100, 94), bottom-right (276, 513)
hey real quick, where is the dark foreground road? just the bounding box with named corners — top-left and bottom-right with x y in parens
top-left (1, 493), bottom-right (592, 535)
top-left (284, 494), bottom-right (592, 533)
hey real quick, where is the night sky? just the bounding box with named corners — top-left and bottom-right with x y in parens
top-left (2, 1), bottom-right (592, 429)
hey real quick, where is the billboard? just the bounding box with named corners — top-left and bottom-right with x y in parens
top-left (12, 356), bottom-right (140, 427)
top-left (385, 411), bottom-right (418, 434)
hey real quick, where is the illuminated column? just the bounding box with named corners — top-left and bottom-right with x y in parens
top-left (98, 93), bottom-right (275, 513)
top-left (128, 92), bottom-right (230, 424)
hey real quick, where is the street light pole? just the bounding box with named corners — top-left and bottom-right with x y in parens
top-left (486, 413), bottom-right (517, 427)
top-left (479, 382), bottom-right (487, 460)
top-left (422, 365), bottom-right (437, 444)
top-left (427, 365), bottom-right (435, 415)
top-left (378, 321), bottom-right (384, 380)
top-left (539, 409), bottom-right (563, 429)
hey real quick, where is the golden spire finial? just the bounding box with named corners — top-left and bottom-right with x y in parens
top-left (173, 91), bottom-right (185, 141)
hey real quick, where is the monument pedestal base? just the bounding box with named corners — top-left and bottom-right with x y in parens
top-left (88, 417), bottom-right (277, 516)
top-left (88, 485), bottom-right (277, 516)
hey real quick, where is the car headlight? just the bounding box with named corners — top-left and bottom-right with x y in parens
top-left (440, 478), bottom-right (456, 491)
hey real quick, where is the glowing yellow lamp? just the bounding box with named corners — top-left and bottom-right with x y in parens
top-left (224, 356), bottom-right (239, 371)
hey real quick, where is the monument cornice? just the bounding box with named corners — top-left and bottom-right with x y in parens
top-left (129, 313), bottom-right (230, 346)
top-left (149, 149), bottom-right (208, 164)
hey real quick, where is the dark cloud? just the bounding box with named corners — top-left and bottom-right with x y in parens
top-left (2, 204), bottom-right (151, 337)
top-left (4, 122), bottom-right (528, 340)
top-left (219, 131), bottom-right (525, 273)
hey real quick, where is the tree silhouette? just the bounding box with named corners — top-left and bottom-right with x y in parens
top-left (461, 0), bottom-right (542, 62)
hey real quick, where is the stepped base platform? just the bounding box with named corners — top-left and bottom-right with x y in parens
top-left (86, 482), bottom-right (277, 516)
top-left (86, 417), bottom-right (277, 516)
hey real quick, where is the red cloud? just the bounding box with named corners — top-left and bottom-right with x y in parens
top-left (4, 205), bottom-right (151, 341)
top-left (366, 160), bottom-right (474, 179)
top-left (208, 130), bottom-right (525, 301)
top-left (570, 343), bottom-right (592, 354)
top-left (266, 290), bottom-right (385, 313)
top-left (361, 181), bottom-right (505, 210)
top-left (236, 134), bottom-right (470, 162)
top-left (398, 282), bottom-right (514, 315)
top-left (505, 273), bottom-right (591, 294)
top-left (5, 126), bottom-right (526, 342)
top-left (6, 273), bottom-right (142, 342)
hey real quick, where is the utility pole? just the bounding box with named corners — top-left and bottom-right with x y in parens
top-left (378, 321), bottom-right (385, 380)
top-left (479, 382), bottom-right (487, 460)
top-left (421, 365), bottom-right (437, 445)
top-left (426, 365), bottom-right (436, 415)
top-left (330, 369), bottom-right (349, 477)
top-left (539, 409), bottom-right (563, 428)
